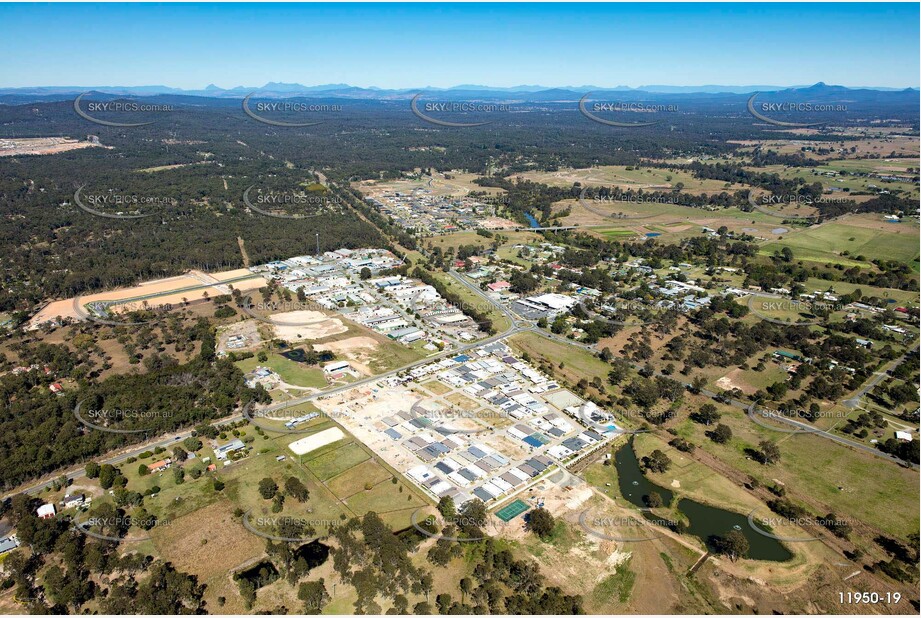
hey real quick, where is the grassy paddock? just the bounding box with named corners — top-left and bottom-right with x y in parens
top-left (761, 220), bottom-right (920, 268)
top-left (671, 405), bottom-right (920, 540)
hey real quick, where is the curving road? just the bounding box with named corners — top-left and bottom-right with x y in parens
top-left (7, 274), bottom-right (916, 499)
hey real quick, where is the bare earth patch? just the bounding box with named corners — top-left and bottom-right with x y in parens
top-left (269, 311), bottom-right (348, 341)
top-left (715, 368), bottom-right (758, 395)
top-left (314, 335), bottom-right (383, 376)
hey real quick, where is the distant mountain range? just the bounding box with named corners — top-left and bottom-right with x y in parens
top-left (0, 82), bottom-right (917, 103)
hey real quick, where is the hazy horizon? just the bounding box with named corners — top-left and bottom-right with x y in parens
top-left (1, 2), bottom-right (918, 90)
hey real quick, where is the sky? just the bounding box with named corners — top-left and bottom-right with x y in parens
top-left (1, 2), bottom-right (918, 89)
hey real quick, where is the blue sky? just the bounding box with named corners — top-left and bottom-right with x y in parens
top-left (1, 3), bottom-right (918, 89)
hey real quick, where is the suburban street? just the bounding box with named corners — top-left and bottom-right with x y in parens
top-left (6, 274), bottom-right (916, 500)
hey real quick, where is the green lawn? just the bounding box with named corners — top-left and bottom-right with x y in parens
top-left (509, 331), bottom-right (624, 399)
top-left (669, 404), bottom-right (920, 540)
top-left (753, 163), bottom-right (919, 200)
top-left (599, 229), bottom-right (640, 238)
top-left (760, 221), bottom-right (920, 269)
top-left (344, 479), bottom-right (426, 520)
top-left (302, 441), bottom-right (371, 480)
top-left (432, 272), bottom-right (512, 333)
top-left (236, 352), bottom-right (328, 388)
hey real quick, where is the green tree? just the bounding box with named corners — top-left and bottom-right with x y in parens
top-left (691, 403), bottom-right (721, 425)
top-left (298, 579), bottom-right (330, 615)
top-left (258, 477), bottom-right (278, 500)
top-left (758, 440), bottom-right (781, 465)
top-left (285, 476), bottom-right (310, 502)
top-left (712, 530), bottom-right (749, 561)
top-left (457, 499), bottom-right (488, 537)
top-left (647, 491), bottom-right (666, 508)
top-left (526, 507), bottom-right (555, 539)
top-left (98, 464), bottom-right (118, 490)
top-left (459, 577), bottom-right (472, 604)
top-left (437, 496), bottom-right (456, 520)
top-left (641, 449), bottom-right (672, 473)
top-left (132, 507), bottom-right (157, 531)
top-left (436, 593), bottom-right (453, 614)
top-left (709, 423), bottom-right (733, 444)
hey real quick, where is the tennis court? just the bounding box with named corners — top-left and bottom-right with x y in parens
top-left (495, 498), bottom-right (530, 522)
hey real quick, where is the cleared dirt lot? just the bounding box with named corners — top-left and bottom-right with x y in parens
top-left (216, 318), bottom-right (265, 355)
top-left (270, 310), bottom-right (349, 341)
top-left (313, 335), bottom-right (380, 375)
top-left (314, 385), bottom-right (424, 477)
top-left (29, 268), bottom-right (268, 328)
top-left (0, 136), bottom-right (109, 157)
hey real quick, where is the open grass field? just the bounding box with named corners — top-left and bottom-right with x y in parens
top-left (802, 277), bottom-right (919, 306)
top-left (730, 130), bottom-right (920, 160)
top-left (669, 399), bottom-right (920, 540)
top-left (599, 228), bottom-right (640, 238)
top-left (509, 331), bottom-right (620, 398)
top-left (495, 245), bottom-right (533, 267)
top-left (550, 195), bottom-right (812, 243)
top-left (325, 459), bottom-right (393, 497)
top-left (749, 163), bottom-right (918, 199)
top-left (302, 441), bottom-right (371, 480)
top-left (710, 364), bottom-right (791, 395)
top-left (344, 479), bottom-right (426, 522)
top-left (235, 352), bottom-right (328, 388)
top-left (229, 452), bottom-right (349, 530)
top-left (814, 158), bottom-right (920, 175)
top-left (425, 230), bottom-right (541, 254)
top-left (825, 403), bottom-right (915, 448)
top-left (430, 271), bottom-right (512, 333)
top-left (760, 216), bottom-right (921, 270)
top-left (365, 338), bottom-right (430, 373)
top-left (519, 165), bottom-right (748, 194)
top-left (151, 499), bottom-right (266, 613)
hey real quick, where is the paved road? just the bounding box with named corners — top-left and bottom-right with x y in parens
top-left (744, 401), bottom-right (919, 470)
top-left (3, 413), bottom-right (245, 500)
top-left (842, 344), bottom-right (919, 408)
top-left (447, 268), bottom-right (526, 328)
top-left (8, 275), bottom-right (916, 499)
